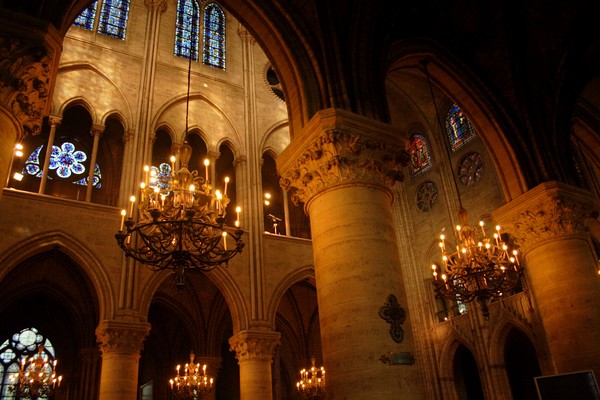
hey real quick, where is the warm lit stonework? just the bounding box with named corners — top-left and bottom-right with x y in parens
top-left (1, 1), bottom-right (600, 400)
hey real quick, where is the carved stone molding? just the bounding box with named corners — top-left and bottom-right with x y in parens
top-left (279, 130), bottom-right (408, 205)
top-left (229, 330), bottom-right (281, 362)
top-left (0, 36), bottom-right (55, 136)
top-left (96, 320), bottom-right (151, 355)
top-left (493, 181), bottom-right (599, 253)
top-left (144, 0), bottom-right (167, 12)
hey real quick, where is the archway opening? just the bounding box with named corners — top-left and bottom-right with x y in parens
top-left (453, 344), bottom-right (484, 400)
top-left (505, 328), bottom-right (541, 400)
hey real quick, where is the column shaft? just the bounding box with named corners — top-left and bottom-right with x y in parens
top-left (96, 320), bottom-right (150, 400)
top-left (494, 181), bottom-right (600, 378)
top-left (278, 109), bottom-right (424, 400)
top-left (229, 330), bottom-right (280, 400)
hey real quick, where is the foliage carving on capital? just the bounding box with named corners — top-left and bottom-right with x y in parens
top-left (0, 36), bottom-right (54, 137)
top-left (229, 331), bottom-right (281, 362)
top-left (502, 197), bottom-right (595, 251)
top-left (279, 129), bottom-right (409, 204)
top-left (96, 322), bottom-right (151, 355)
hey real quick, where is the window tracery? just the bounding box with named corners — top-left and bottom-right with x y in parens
top-left (202, 3), bottom-right (226, 69)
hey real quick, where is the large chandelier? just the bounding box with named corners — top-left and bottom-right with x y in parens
top-left (431, 207), bottom-right (523, 319)
top-left (169, 352), bottom-right (214, 399)
top-left (421, 58), bottom-right (523, 319)
top-left (296, 358), bottom-right (326, 400)
top-left (10, 345), bottom-right (62, 399)
top-left (115, 40), bottom-right (244, 286)
top-left (115, 145), bottom-right (244, 286)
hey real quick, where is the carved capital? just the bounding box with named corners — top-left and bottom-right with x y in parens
top-left (144, 0), bottom-right (167, 12)
top-left (493, 181), bottom-right (599, 253)
top-left (278, 109), bottom-right (408, 205)
top-left (48, 114), bottom-right (62, 127)
top-left (0, 36), bottom-right (55, 136)
top-left (229, 330), bottom-right (281, 362)
top-left (96, 320), bottom-right (151, 355)
top-left (124, 128), bottom-right (136, 143)
top-left (233, 155), bottom-right (247, 168)
top-left (91, 124), bottom-right (105, 137)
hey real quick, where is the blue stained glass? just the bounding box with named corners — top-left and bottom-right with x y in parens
top-left (24, 145), bottom-right (43, 172)
top-left (409, 134), bottom-right (433, 176)
top-left (73, 164), bottom-right (102, 188)
top-left (202, 3), bottom-right (226, 69)
top-left (445, 104), bottom-right (477, 152)
top-left (150, 163), bottom-right (172, 192)
top-left (25, 164), bottom-right (40, 176)
top-left (23, 142), bottom-right (101, 187)
top-left (174, 0), bottom-right (200, 60)
top-left (48, 142), bottom-right (87, 178)
top-left (98, 0), bottom-right (130, 40)
top-left (73, 0), bottom-right (98, 30)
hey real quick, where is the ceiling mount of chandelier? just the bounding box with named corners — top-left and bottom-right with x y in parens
top-left (421, 58), bottom-right (524, 319)
top-left (115, 142), bottom-right (244, 287)
top-left (296, 358), bottom-right (326, 400)
top-left (431, 206), bottom-right (523, 319)
top-left (10, 345), bottom-right (62, 399)
top-left (169, 351), bottom-right (214, 399)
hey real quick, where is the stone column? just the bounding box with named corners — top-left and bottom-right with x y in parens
top-left (85, 124), bottom-right (104, 202)
top-left (494, 181), bottom-right (600, 378)
top-left (39, 114), bottom-right (62, 194)
top-left (229, 330), bottom-right (281, 400)
top-left (278, 108), bottom-right (424, 400)
top-left (96, 320), bottom-right (151, 400)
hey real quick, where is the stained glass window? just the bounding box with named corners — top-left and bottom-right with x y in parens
top-left (409, 134), bottom-right (433, 175)
top-left (23, 142), bottom-right (102, 188)
top-left (97, 0), bottom-right (130, 40)
top-left (73, 0), bottom-right (98, 30)
top-left (202, 3), bottom-right (226, 69)
top-left (174, 0), bottom-right (200, 60)
top-left (150, 163), bottom-right (173, 192)
top-left (416, 181), bottom-right (438, 212)
top-left (445, 104), bottom-right (477, 152)
top-left (0, 328), bottom-right (58, 400)
top-left (457, 152), bottom-right (484, 186)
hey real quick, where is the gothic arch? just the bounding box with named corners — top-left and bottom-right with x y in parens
top-left (138, 261), bottom-right (250, 333)
top-left (57, 96), bottom-right (97, 124)
top-left (266, 264), bottom-right (316, 329)
top-left (0, 230), bottom-right (112, 321)
top-left (152, 92), bottom-right (242, 147)
top-left (387, 52), bottom-right (528, 202)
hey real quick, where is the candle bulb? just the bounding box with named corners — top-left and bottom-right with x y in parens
top-left (170, 155), bottom-right (176, 172)
top-left (479, 220), bottom-right (485, 236)
top-left (204, 159), bottom-right (210, 182)
top-left (224, 176), bottom-right (229, 195)
top-left (119, 209), bottom-right (126, 231)
top-left (129, 195), bottom-right (136, 217)
top-left (222, 231), bottom-right (228, 250)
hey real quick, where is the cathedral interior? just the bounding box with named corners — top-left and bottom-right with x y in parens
top-left (0, 0), bottom-right (600, 399)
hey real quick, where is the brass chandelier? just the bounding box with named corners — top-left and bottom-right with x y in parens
top-left (431, 207), bottom-right (523, 319)
top-left (169, 352), bottom-right (213, 399)
top-left (10, 345), bottom-right (62, 399)
top-left (296, 358), bottom-right (326, 400)
top-left (115, 41), bottom-right (244, 286)
top-left (421, 59), bottom-right (523, 319)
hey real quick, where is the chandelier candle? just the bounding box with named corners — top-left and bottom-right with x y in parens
top-left (115, 143), bottom-right (244, 287)
top-left (431, 206), bottom-right (523, 319)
